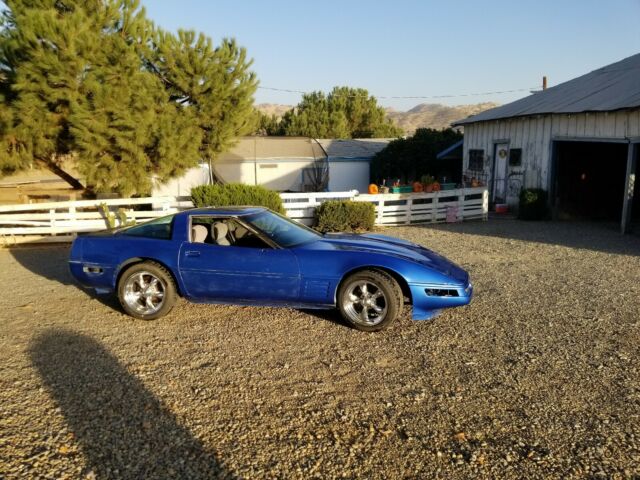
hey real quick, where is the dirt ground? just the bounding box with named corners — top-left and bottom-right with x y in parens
top-left (1, 218), bottom-right (639, 479)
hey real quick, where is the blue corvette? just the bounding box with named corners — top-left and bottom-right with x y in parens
top-left (69, 207), bottom-right (472, 331)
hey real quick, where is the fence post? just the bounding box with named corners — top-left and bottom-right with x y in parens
top-left (49, 209), bottom-right (56, 235)
top-left (406, 197), bottom-right (412, 225)
top-left (377, 198), bottom-right (384, 225)
top-left (69, 205), bottom-right (77, 224)
top-left (457, 189), bottom-right (465, 222)
top-left (431, 193), bottom-right (439, 223)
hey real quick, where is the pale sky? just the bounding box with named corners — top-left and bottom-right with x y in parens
top-left (145, 1), bottom-right (640, 110)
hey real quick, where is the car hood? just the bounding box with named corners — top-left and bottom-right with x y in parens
top-left (319, 232), bottom-right (468, 284)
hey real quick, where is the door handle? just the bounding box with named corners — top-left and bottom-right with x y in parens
top-left (185, 250), bottom-right (201, 257)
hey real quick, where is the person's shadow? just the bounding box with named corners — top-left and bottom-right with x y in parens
top-left (30, 329), bottom-right (230, 479)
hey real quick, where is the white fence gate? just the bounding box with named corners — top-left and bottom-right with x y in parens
top-left (0, 188), bottom-right (488, 245)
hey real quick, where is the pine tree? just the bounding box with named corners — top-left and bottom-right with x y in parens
top-left (149, 29), bottom-right (258, 181)
top-left (0, 0), bottom-right (257, 195)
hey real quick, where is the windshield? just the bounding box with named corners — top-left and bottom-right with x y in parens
top-left (244, 210), bottom-right (321, 248)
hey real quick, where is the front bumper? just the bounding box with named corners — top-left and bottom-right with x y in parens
top-left (409, 282), bottom-right (473, 320)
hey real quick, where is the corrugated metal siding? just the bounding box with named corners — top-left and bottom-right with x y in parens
top-left (462, 109), bottom-right (640, 204)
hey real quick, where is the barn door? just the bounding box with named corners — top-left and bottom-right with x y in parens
top-left (492, 143), bottom-right (509, 203)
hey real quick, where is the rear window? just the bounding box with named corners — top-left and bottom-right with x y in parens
top-left (121, 214), bottom-right (175, 240)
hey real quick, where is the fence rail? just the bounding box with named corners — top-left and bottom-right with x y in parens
top-left (0, 188), bottom-right (488, 244)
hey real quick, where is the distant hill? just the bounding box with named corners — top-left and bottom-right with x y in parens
top-left (385, 102), bottom-right (499, 134)
top-left (256, 102), bottom-right (498, 135)
top-left (255, 103), bottom-right (293, 118)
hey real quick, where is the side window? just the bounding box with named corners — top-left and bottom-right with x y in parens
top-left (468, 149), bottom-right (484, 171)
top-left (509, 148), bottom-right (522, 167)
top-left (189, 216), bottom-right (270, 249)
top-left (122, 214), bottom-right (174, 240)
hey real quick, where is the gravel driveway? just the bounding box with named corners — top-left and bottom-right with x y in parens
top-left (1, 217), bottom-right (639, 479)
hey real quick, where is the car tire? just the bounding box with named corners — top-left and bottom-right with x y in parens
top-left (372, 269), bottom-right (404, 316)
top-left (117, 262), bottom-right (177, 320)
top-left (338, 270), bottom-right (402, 332)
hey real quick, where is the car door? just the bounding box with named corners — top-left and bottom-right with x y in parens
top-left (178, 219), bottom-right (300, 304)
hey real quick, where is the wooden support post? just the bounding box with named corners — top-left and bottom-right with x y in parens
top-left (621, 143), bottom-right (636, 234)
top-left (406, 197), bottom-right (413, 225)
top-left (482, 189), bottom-right (489, 221)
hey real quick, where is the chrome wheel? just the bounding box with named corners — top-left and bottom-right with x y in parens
top-left (123, 271), bottom-right (165, 315)
top-left (342, 280), bottom-right (388, 326)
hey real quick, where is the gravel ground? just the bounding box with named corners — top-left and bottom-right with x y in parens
top-left (1, 217), bottom-right (639, 479)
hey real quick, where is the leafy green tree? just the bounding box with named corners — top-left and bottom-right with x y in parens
top-left (370, 128), bottom-right (463, 183)
top-left (253, 111), bottom-right (285, 136)
top-left (0, 0), bottom-right (257, 195)
top-left (280, 87), bottom-right (402, 139)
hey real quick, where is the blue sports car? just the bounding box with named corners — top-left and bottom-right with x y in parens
top-left (69, 207), bottom-right (472, 331)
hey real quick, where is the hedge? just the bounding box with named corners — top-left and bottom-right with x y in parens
top-left (518, 188), bottom-right (549, 220)
top-left (316, 200), bottom-right (375, 233)
top-left (191, 183), bottom-right (285, 215)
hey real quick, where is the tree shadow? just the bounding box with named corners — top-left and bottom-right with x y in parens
top-left (414, 216), bottom-right (640, 256)
top-left (30, 329), bottom-right (230, 479)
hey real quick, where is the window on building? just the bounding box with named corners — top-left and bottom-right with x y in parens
top-left (509, 148), bottom-right (522, 167)
top-left (468, 149), bottom-right (484, 171)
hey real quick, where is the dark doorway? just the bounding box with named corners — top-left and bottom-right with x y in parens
top-left (553, 141), bottom-right (629, 221)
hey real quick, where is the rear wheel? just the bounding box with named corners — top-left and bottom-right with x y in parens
top-left (117, 262), bottom-right (176, 320)
top-left (338, 270), bottom-right (402, 332)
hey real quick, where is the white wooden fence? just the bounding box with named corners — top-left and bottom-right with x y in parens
top-left (0, 188), bottom-right (488, 245)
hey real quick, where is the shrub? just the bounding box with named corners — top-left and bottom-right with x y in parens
top-left (191, 183), bottom-right (285, 214)
top-left (316, 200), bottom-right (375, 233)
top-left (518, 188), bottom-right (549, 220)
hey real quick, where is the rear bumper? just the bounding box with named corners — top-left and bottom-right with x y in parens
top-left (69, 261), bottom-right (115, 293)
top-left (409, 282), bottom-right (473, 320)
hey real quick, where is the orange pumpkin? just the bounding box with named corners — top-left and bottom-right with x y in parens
top-left (368, 183), bottom-right (379, 194)
top-left (412, 181), bottom-right (423, 193)
top-left (432, 181), bottom-right (441, 192)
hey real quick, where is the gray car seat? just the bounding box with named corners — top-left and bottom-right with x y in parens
top-left (191, 224), bottom-right (208, 243)
top-left (212, 222), bottom-right (230, 246)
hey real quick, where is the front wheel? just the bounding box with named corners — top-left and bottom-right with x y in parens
top-left (117, 262), bottom-right (176, 320)
top-left (338, 270), bottom-right (402, 332)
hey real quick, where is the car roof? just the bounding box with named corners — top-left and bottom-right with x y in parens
top-left (180, 206), bottom-right (268, 217)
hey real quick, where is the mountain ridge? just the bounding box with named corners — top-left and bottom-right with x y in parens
top-left (256, 102), bottom-right (499, 135)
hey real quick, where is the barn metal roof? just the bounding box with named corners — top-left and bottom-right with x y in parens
top-left (216, 137), bottom-right (391, 162)
top-left (317, 138), bottom-right (391, 159)
top-left (453, 53), bottom-right (640, 126)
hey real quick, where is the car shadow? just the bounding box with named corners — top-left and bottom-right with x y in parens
top-left (30, 329), bottom-right (230, 479)
top-left (9, 244), bottom-right (124, 312)
top-left (298, 308), bottom-right (348, 328)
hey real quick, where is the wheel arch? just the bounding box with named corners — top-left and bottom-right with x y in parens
top-left (115, 257), bottom-right (183, 296)
top-left (335, 265), bottom-right (412, 305)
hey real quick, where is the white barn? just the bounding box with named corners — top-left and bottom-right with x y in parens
top-left (453, 53), bottom-right (640, 233)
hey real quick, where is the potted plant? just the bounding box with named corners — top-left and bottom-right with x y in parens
top-left (421, 174), bottom-right (435, 193)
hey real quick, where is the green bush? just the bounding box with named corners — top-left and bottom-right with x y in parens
top-left (191, 183), bottom-right (285, 214)
top-left (316, 200), bottom-right (376, 233)
top-left (518, 188), bottom-right (549, 220)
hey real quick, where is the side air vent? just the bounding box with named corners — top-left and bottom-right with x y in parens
top-left (425, 288), bottom-right (459, 297)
